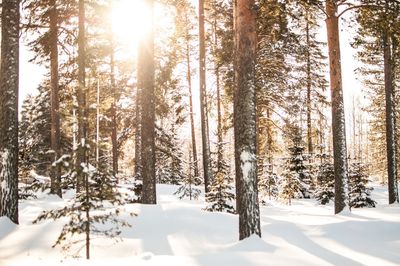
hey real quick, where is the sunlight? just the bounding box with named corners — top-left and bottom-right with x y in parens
top-left (110, 0), bottom-right (152, 52)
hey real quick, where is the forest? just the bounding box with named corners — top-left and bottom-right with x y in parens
top-left (0, 0), bottom-right (399, 265)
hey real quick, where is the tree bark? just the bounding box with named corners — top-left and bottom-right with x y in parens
top-left (134, 85), bottom-right (142, 177)
top-left (0, 0), bottom-right (20, 225)
top-left (306, 11), bottom-right (313, 156)
top-left (325, 0), bottom-right (348, 214)
top-left (110, 43), bottom-right (118, 177)
top-left (383, 29), bottom-right (399, 204)
top-left (49, 0), bottom-right (62, 197)
top-left (234, 0), bottom-right (261, 240)
top-left (139, 0), bottom-right (156, 204)
top-left (199, 0), bottom-right (212, 192)
top-left (76, 0), bottom-right (87, 193)
top-left (185, 22), bottom-right (199, 178)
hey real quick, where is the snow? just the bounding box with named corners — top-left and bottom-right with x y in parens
top-left (1, 184), bottom-right (400, 266)
top-left (240, 150), bottom-right (255, 181)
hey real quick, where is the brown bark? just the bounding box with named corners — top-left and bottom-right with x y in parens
top-left (325, 0), bottom-right (348, 214)
top-left (199, 0), bottom-right (212, 192)
top-left (49, 0), bottom-right (62, 197)
top-left (110, 44), bottom-right (118, 177)
top-left (234, 0), bottom-right (261, 240)
top-left (0, 0), bottom-right (20, 225)
top-left (383, 28), bottom-right (399, 204)
top-left (306, 11), bottom-right (313, 156)
top-left (139, 0), bottom-right (156, 204)
top-left (185, 21), bottom-right (199, 178)
top-left (76, 0), bottom-right (87, 193)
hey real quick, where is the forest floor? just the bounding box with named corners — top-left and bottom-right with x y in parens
top-left (0, 183), bottom-right (399, 266)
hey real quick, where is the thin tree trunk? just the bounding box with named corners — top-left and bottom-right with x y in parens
top-left (266, 106), bottom-right (273, 172)
top-left (325, 0), bottom-right (348, 214)
top-left (383, 28), bottom-right (399, 204)
top-left (110, 44), bottom-right (118, 177)
top-left (234, 0), bottom-right (261, 240)
top-left (214, 19), bottom-right (223, 173)
top-left (76, 0), bottom-right (87, 193)
top-left (185, 22), bottom-right (199, 178)
top-left (199, 0), bottom-right (212, 192)
top-left (139, 0), bottom-right (156, 204)
top-left (85, 170), bottom-right (90, 259)
top-left (0, 0), bottom-right (20, 225)
top-left (134, 85), bottom-right (142, 177)
top-left (49, 0), bottom-right (62, 197)
top-left (306, 11), bottom-right (313, 156)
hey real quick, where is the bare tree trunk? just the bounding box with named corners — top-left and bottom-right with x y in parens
top-left (306, 11), bottom-right (313, 156)
top-left (234, 0), bottom-right (261, 240)
top-left (139, 0), bottom-right (156, 204)
top-left (185, 22), bottom-right (199, 178)
top-left (110, 44), bottom-right (118, 177)
top-left (199, 0), bottom-right (212, 192)
top-left (214, 19), bottom-right (223, 173)
top-left (134, 85), bottom-right (142, 177)
top-left (383, 27), bottom-right (399, 204)
top-left (76, 0), bottom-right (87, 193)
top-left (325, 0), bottom-right (348, 214)
top-left (49, 0), bottom-right (62, 197)
top-left (0, 0), bottom-right (20, 225)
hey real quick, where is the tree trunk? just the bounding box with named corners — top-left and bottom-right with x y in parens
top-left (139, 0), bottom-right (156, 204)
top-left (110, 44), bottom-right (118, 177)
top-left (234, 0), bottom-right (261, 240)
top-left (325, 0), bottom-right (348, 214)
top-left (383, 29), bottom-right (399, 204)
top-left (76, 0), bottom-right (87, 193)
top-left (49, 0), bottom-right (62, 197)
top-left (214, 20), bottom-right (223, 173)
top-left (0, 0), bottom-right (20, 225)
top-left (306, 11), bottom-right (313, 156)
top-left (134, 85), bottom-right (142, 177)
top-left (199, 0), bottom-right (212, 192)
top-left (185, 23), bottom-right (199, 178)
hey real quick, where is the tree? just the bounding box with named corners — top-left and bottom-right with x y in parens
top-left (199, 0), bottom-right (212, 193)
top-left (353, 0), bottom-right (400, 203)
top-left (234, 0), bottom-right (261, 240)
top-left (0, 0), bottom-right (20, 225)
top-left (315, 160), bottom-right (335, 205)
top-left (348, 162), bottom-right (376, 208)
top-left (49, 0), bottom-right (62, 197)
top-left (139, 0), bottom-right (156, 204)
top-left (76, 0), bottom-right (87, 193)
top-left (33, 162), bottom-right (132, 259)
top-left (205, 172), bottom-right (235, 214)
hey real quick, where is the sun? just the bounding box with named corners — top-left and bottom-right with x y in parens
top-left (110, 0), bottom-right (152, 52)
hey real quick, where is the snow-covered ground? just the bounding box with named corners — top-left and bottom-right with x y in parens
top-left (1, 184), bottom-right (399, 266)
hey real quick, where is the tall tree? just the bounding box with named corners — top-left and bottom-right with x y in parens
top-left (49, 0), bottom-right (62, 197)
top-left (354, 0), bottom-right (400, 203)
top-left (199, 0), bottom-right (212, 192)
top-left (0, 0), bottom-right (20, 224)
top-left (76, 0), bottom-right (87, 192)
top-left (139, 0), bottom-right (156, 204)
top-left (325, 0), bottom-right (349, 214)
top-left (234, 0), bottom-right (261, 240)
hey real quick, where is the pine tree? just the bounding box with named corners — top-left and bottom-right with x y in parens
top-left (315, 161), bottom-right (335, 205)
top-left (139, 0), bottom-right (156, 204)
top-left (33, 158), bottom-right (132, 259)
top-left (206, 141), bottom-right (235, 213)
top-left (205, 172), bottom-right (235, 213)
top-left (258, 170), bottom-right (279, 202)
top-left (348, 162), bottom-right (377, 208)
top-left (234, 0), bottom-right (261, 240)
top-left (281, 124), bottom-right (314, 200)
top-left (0, 0), bottom-right (20, 225)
